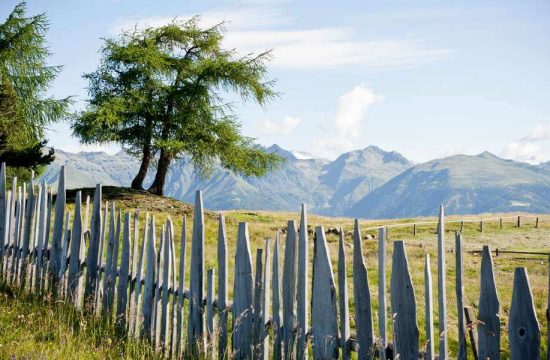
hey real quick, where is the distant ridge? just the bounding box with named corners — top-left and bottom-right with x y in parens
top-left (42, 144), bottom-right (412, 216)
top-left (347, 152), bottom-right (550, 218)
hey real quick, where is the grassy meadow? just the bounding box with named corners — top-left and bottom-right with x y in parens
top-left (1, 186), bottom-right (549, 359)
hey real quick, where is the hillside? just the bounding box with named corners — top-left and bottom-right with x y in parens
top-left (347, 152), bottom-right (550, 218)
top-left (43, 145), bottom-right (412, 216)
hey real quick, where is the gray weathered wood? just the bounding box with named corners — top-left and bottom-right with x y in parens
top-left (176, 215), bottom-right (187, 357)
top-left (378, 226), bottom-right (387, 359)
top-left (390, 240), bottom-right (419, 360)
top-left (253, 248), bottom-right (264, 359)
top-left (95, 201), bottom-right (108, 314)
top-left (58, 212), bottom-right (70, 296)
top-left (272, 231), bottom-right (283, 360)
top-left (35, 181), bottom-right (47, 292)
top-left (84, 184), bottom-right (102, 308)
top-left (68, 191), bottom-right (83, 304)
top-left (116, 212), bottom-right (131, 329)
top-left (296, 204), bottom-right (308, 360)
top-left (84, 195), bottom-right (90, 233)
top-left (188, 191), bottom-right (205, 356)
top-left (311, 226), bottom-right (339, 359)
top-left (20, 178), bottom-right (34, 288)
top-left (425, 254), bottom-right (435, 360)
top-left (282, 219), bottom-right (298, 359)
top-left (128, 210), bottom-right (140, 335)
top-left (338, 229), bottom-right (351, 360)
top-left (169, 223), bottom-right (178, 358)
top-left (142, 215), bottom-right (156, 341)
top-left (509, 267), bottom-right (540, 360)
top-left (477, 245), bottom-right (500, 360)
top-left (261, 239), bottom-right (271, 360)
top-left (207, 268), bottom-right (215, 353)
top-left (232, 222), bottom-right (254, 360)
top-left (154, 224), bottom-right (165, 349)
top-left (133, 212), bottom-right (149, 338)
top-left (455, 232), bottom-right (467, 360)
top-left (217, 215), bottom-right (228, 360)
top-left (102, 203), bottom-right (117, 316)
top-left (480, 220), bottom-right (484, 232)
top-left (464, 306), bottom-right (479, 360)
top-left (437, 205), bottom-right (448, 360)
top-left (160, 219), bottom-right (173, 350)
top-left (353, 219), bottom-right (374, 359)
top-left (49, 166), bottom-right (66, 291)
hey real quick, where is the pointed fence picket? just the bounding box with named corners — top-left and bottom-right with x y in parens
top-left (0, 164), bottom-right (548, 359)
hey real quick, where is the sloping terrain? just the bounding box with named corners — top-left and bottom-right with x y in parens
top-left (347, 152), bottom-right (550, 218)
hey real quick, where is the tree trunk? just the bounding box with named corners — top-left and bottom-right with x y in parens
top-left (131, 142), bottom-right (152, 190)
top-left (147, 149), bottom-right (171, 196)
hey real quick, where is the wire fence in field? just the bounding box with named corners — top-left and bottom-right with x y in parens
top-left (0, 164), bottom-right (547, 359)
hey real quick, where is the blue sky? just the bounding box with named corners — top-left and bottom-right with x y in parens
top-left (2, 0), bottom-right (550, 163)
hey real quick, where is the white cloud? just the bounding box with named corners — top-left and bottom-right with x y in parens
top-left (334, 85), bottom-right (382, 138)
top-left (258, 116), bottom-right (301, 135)
top-left (521, 123), bottom-right (550, 142)
top-left (501, 123), bottom-right (550, 164)
top-left (109, 5), bottom-right (452, 70)
top-left (312, 84), bottom-right (382, 159)
top-left (501, 141), bottom-right (544, 164)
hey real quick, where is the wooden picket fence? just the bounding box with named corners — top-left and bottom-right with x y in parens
top-left (0, 164), bottom-right (547, 359)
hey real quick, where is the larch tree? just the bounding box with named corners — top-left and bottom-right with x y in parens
top-left (72, 18), bottom-right (283, 195)
top-left (0, 2), bottom-right (71, 180)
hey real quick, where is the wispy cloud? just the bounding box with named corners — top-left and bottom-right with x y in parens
top-left (501, 122), bottom-right (550, 164)
top-left (258, 115), bottom-right (301, 135)
top-left (109, 5), bottom-right (452, 70)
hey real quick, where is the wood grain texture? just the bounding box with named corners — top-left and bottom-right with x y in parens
top-left (296, 204), bottom-right (309, 360)
top-left (477, 245), bottom-right (500, 360)
top-left (311, 226), bottom-right (339, 360)
top-left (455, 232), bottom-right (467, 360)
top-left (390, 240), bottom-right (419, 360)
top-left (425, 254), bottom-right (434, 360)
top-left (217, 215), bottom-right (228, 360)
top-left (272, 231), bottom-right (283, 360)
top-left (338, 229), bottom-right (351, 360)
top-left (353, 219), bottom-right (374, 359)
top-left (282, 220), bottom-right (298, 359)
top-left (509, 267), bottom-right (540, 360)
top-left (232, 222), bottom-right (254, 360)
top-left (437, 205), bottom-right (448, 360)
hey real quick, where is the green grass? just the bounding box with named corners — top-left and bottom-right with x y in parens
top-left (4, 187), bottom-right (550, 358)
top-left (0, 281), bottom-right (160, 359)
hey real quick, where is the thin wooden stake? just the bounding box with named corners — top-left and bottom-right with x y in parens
top-left (425, 254), bottom-right (434, 360)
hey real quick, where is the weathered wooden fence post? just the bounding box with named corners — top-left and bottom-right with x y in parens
top-left (480, 220), bottom-right (483, 233)
top-left (207, 268), bottom-right (215, 355)
top-left (438, 205), bottom-right (448, 359)
top-left (500, 218), bottom-right (503, 230)
top-left (509, 267), bottom-right (540, 360)
top-left (535, 217), bottom-right (539, 229)
top-left (49, 166), bottom-right (66, 292)
top-left (132, 212), bottom-right (148, 338)
top-left (261, 238), bottom-right (272, 360)
top-left (378, 226), bottom-right (387, 360)
top-left (337, 229), bottom-right (351, 359)
top-left (464, 307), bottom-right (479, 360)
top-left (282, 220), bottom-right (298, 359)
top-left (296, 204), bottom-right (309, 360)
top-left (142, 215), bottom-right (157, 342)
top-left (68, 191), bottom-right (83, 305)
top-left (253, 248), bottom-right (264, 359)
top-left (84, 184), bottom-right (102, 310)
top-left (175, 215), bottom-right (186, 355)
top-left (217, 215), bottom-right (228, 360)
top-left (517, 215), bottom-right (521, 227)
top-left (116, 212), bottom-right (131, 330)
top-left (232, 222), bottom-right (253, 360)
top-left (391, 240), bottom-right (419, 360)
top-left (311, 226), bottom-right (339, 359)
top-left (425, 254), bottom-right (434, 360)
top-left (353, 219), bottom-right (374, 360)
top-left (456, 232), bottom-right (467, 360)
top-left (19, 179), bottom-right (34, 288)
top-left (272, 231), bottom-right (283, 360)
top-left (188, 191), bottom-right (205, 356)
top-left (413, 223), bottom-right (417, 237)
top-left (477, 245), bottom-right (500, 359)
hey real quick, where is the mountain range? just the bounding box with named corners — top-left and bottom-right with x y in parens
top-left (42, 145), bottom-right (550, 218)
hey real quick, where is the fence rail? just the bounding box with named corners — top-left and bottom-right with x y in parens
top-left (0, 164), bottom-right (548, 359)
